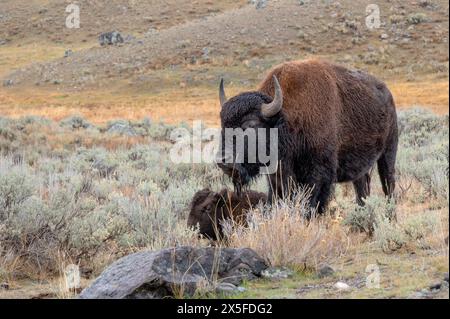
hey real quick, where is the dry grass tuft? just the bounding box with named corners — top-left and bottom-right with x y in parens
top-left (227, 191), bottom-right (354, 269)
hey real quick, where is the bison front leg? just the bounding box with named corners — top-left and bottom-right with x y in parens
top-left (267, 162), bottom-right (294, 203)
top-left (313, 180), bottom-right (334, 216)
top-left (353, 173), bottom-right (372, 206)
top-left (297, 153), bottom-right (337, 217)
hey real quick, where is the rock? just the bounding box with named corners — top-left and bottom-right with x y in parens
top-left (3, 79), bottom-right (13, 87)
top-left (444, 273), bottom-right (449, 283)
top-left (124, 35), bottom-right (136, 43)
top-left (215, 283), bottom-right (247, 295)
top-left (297, 30), bottom-right (308, 39)
top-left (410, 289), bottom-right (434, 299)
top-left (249, 0), bottom-right (267, 9)
top-left (0, 282), bottom-right (9, 290)
top-left (237, 286), bottom-right (247, 293)
top-left (79, 247), bottom-right (267, 299)
top-left (317, 265), bottom-right (335, 278)
top-left (216, 283), bottom-right (238, 295)
top-left (334, 281), bottom-right (351, 291)
top-left (202, 47), bottom-right (210, 60)
top-left (98, 31), bottom-right (124, 46)
top-left (429, 282), bottom-right (442, 291)
top-left (146, 28), bottom-right (158, 36)
top-left (64, 49), bottom-right (73, 58)
top-left (380, 33), bottom-right (389, 40)
top-left (261, 267), bottom-right (294, 279)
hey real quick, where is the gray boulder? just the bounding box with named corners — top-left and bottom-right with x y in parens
top-left (99, 31), bottom-right (124, 46)
top-left (79, 246), bottom-right (267, 299)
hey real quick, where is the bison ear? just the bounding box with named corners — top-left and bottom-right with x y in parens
top-left (216, 189), bottom-right (227, 204)
top-left (191, 189), bottom-right (213, 208)
top-left (219, 78), bottom-right (228, 107)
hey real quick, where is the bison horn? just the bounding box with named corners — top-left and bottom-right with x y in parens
top-left (261, 76), bottom-right (283, 117)
top-left (219, 78), bottom-right (228, 107)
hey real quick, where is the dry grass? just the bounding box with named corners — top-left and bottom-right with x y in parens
top-left (0, 43), bottom-right (94, 77)
top-left (0, 79), bottom-right (447, 127)
top-left (390, 79), bottom-right (449, 115)
top-left (227, 192), bottom-right (356, 269)
top-left (0, 86), bottom-right (223, 126)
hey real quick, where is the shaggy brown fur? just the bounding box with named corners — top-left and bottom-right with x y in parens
top-left (187, 189), bottom-right (267, 240)
top-left (219, 59), bottom-right (398, 214)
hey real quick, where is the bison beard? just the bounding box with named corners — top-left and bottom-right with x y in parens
top-left (218, 59), bottom-right (398, 216)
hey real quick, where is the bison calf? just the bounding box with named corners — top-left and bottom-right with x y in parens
top-left (187, 189), bottom-right (267, 240)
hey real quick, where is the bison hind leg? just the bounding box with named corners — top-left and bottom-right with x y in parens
top-left (377, 153), bottom-right (396, 199)
top-left (377, 132), bottom-right (398, 199)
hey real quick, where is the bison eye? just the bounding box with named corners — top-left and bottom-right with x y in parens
top-left (203, 205), bottom-right (212, 213)
top-left (242, 120), bottom-right (259, 129)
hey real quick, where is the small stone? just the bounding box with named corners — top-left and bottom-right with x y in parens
top-left (64, 49), bottom-right (73, 58)
top-left (216, 283), bottom-right (238, 294)
top-left (297, 30), bottom-right (308, 39)
top-left (334, 281), bottom-right (351, 291)
top-left (261, 267), bottom-right (294, 279)
top-left (0, 283), bottom-right (9, 290)
top-left (317, 265), bottom-right (335, 278)
top-left (98, 31), bottom-right (124, 46)
top-left (3, 79), bottom-right (13, 87)
top-left (249, 0), bottom-right (267, 10)
top-left (202, 47), bottom-right (210, 60)
top-left (444, 273), bottom-right (449, 283)
top-left (429, 282), bottom-right (442, 291)
top-left (380, 33), bottom-right (389, 40)
top-left (237, 286), bottom-right (247, 293)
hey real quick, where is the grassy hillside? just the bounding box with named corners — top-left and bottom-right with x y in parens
top-left (0, 0), bottom-right (448, 125)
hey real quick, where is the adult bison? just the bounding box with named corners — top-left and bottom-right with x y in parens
top-left (217, 59), bottom-right (398, 215)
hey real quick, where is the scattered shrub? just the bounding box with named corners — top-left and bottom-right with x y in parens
top-left (402, 212), bottom-right (439, 241)
top-left (60, 116), bottom-right (94, 130)
top-left (374, 215), bottom-right (406, 253)
top-left (0, 109), bottom-right (447, 278)
top-left (342, 196), bottom-right (396, 236)
top-left (407, 13), bottom-right (428, 25)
